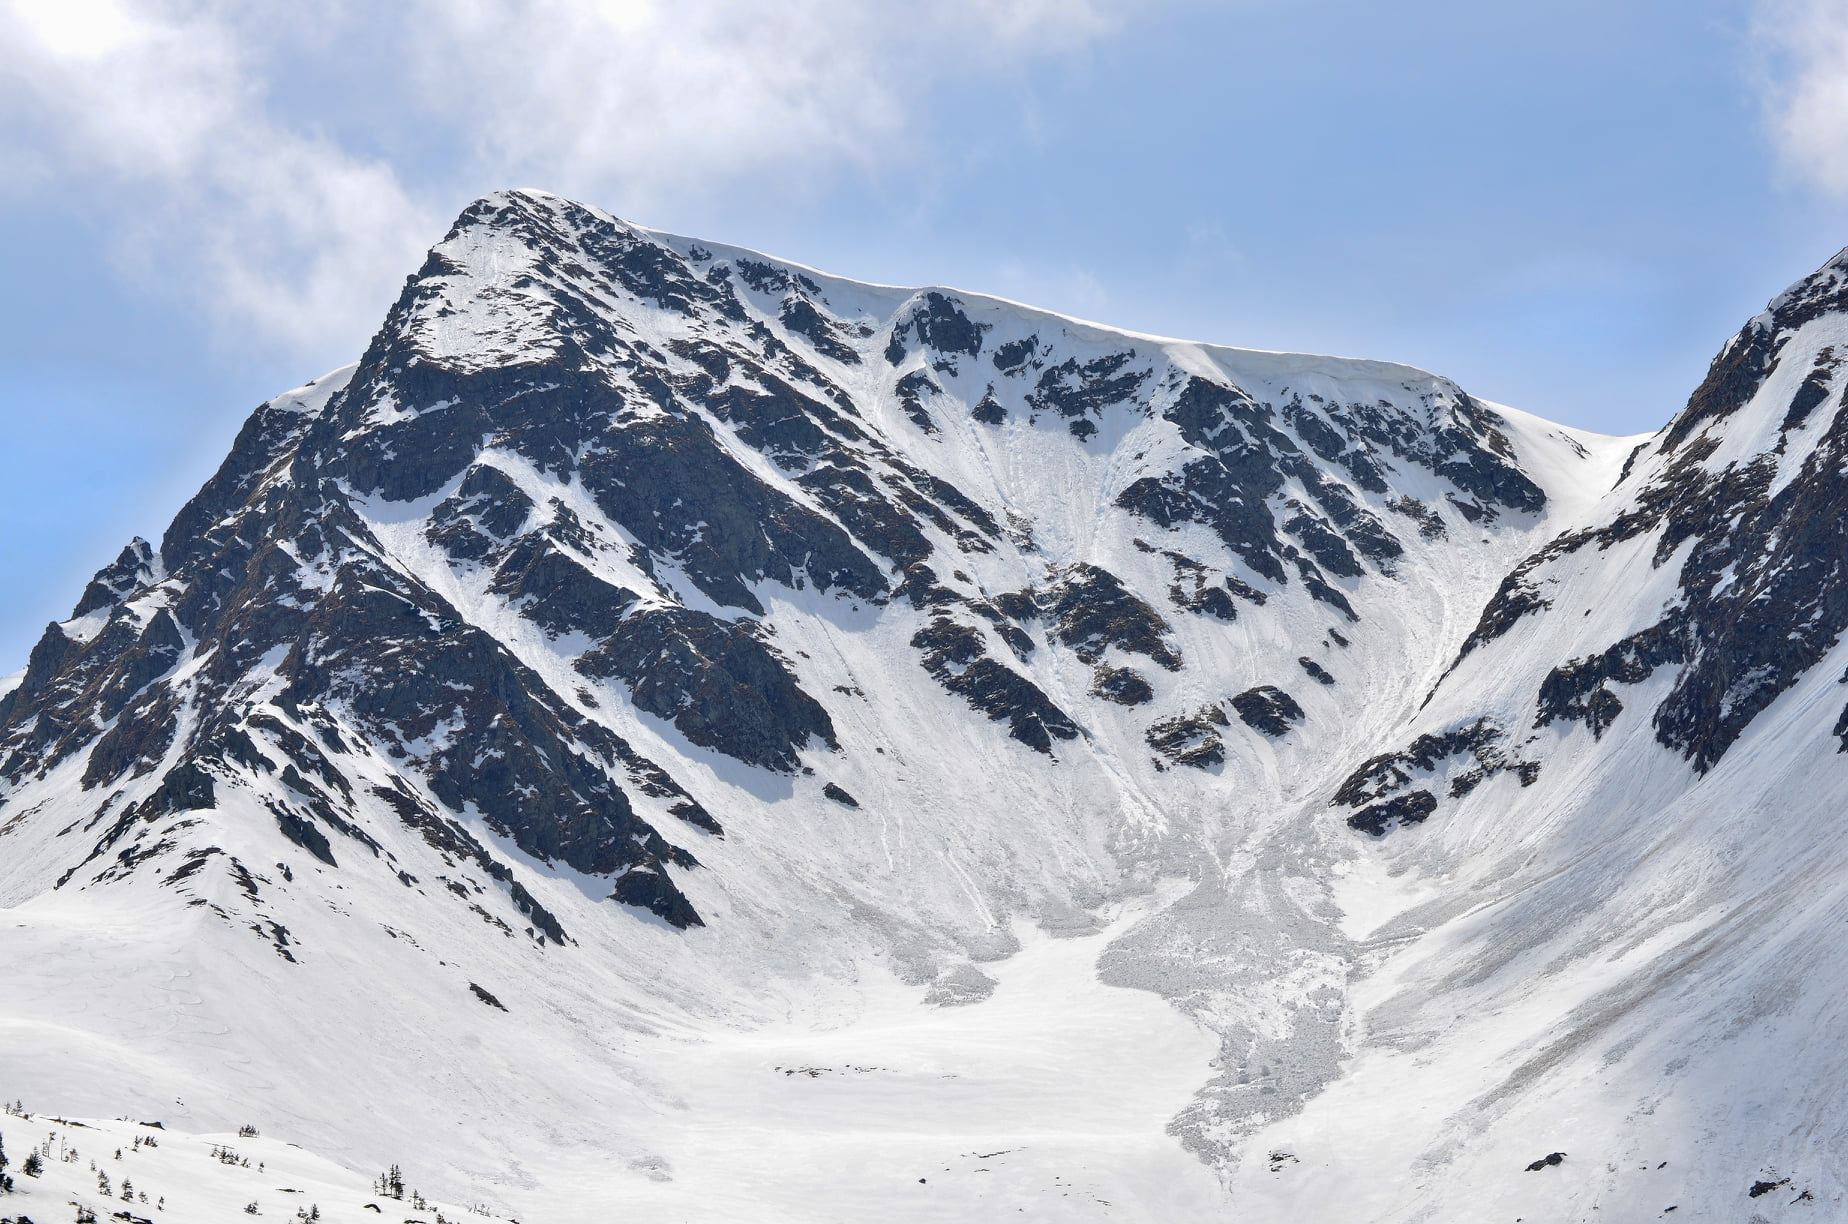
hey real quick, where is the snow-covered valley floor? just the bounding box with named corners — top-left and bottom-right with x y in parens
top-left (2, 898), bottom-right (1224, 1223)
top-left (615, 896), bottom-right (1223, 1223)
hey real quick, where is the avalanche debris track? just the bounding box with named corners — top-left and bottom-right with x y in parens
top-left (1, 190), bottom-right (1845, 1221)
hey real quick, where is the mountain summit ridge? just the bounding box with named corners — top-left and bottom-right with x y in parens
top-left (0, 190), bottom-right (1842, 1221)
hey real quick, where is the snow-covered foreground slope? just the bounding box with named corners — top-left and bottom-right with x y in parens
top-left (0, 911), bottom-right (1224, 1223)
top-left (2, 191), bottom-right (1845, 1221)
top-left (0, 1109), bottom-right (494, 1223)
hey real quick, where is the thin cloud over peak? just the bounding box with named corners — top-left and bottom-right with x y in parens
top-left (1756, 0), bottom-right (1848, 197)
top-left (0, 0), bottom-right (1137, 358)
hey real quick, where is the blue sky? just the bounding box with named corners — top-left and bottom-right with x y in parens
top-left (2, 0), bottom-right (1846, 669)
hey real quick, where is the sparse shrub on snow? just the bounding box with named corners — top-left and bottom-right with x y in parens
top-left (374, 1163), bottom-right (406, 1199)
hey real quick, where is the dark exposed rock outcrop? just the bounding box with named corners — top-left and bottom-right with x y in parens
top-left (1230, 686), bottom-right (1304, 737)
top-left (1147, 706), bottom-right (1230, 770)
top-left (911, 619), bottom-right (1080, 754)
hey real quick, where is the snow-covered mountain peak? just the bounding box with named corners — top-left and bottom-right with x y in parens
top-left (4, 195), bottom-right (1846, 1222)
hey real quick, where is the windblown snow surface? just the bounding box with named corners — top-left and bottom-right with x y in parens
top-left (3, 192), bottom-right (1846, 1222)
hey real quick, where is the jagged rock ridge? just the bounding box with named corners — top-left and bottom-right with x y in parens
top-left (0, 190), bottom-right (1566, 929)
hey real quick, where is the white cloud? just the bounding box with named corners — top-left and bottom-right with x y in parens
top-left (404, 0), bottom-right (1126, 210)
top-left (11, 0), bottom-right (143, 59)
top-left (0, 0), bottom-right (434, 356)
top-left (0, 0), bottom-right (1131, 359)
top-left (1755, 0), bottom-right (1848, 196)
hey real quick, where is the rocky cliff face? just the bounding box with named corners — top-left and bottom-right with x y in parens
top-left (0, 191), bottom-right (1571, 931)
top-left (1337, 248), bottom-right (1848, 834)
top-left (3, 192), bottom-right (1846, 1222)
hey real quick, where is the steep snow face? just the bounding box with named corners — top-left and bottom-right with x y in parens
top-left (7, 189), bottom-right (1840, 1221)
top-left (1234, 248), bottom-right (1848, 1221)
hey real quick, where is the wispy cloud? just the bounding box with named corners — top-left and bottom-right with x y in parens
top-left (1754, 0), bottom-right (1848, 196)
top-left (410, 0), bottom-right (1121, 206)
top-left (0, 0), bottom-right (1128, 359)
top-left (0, 1), bottom-right (431, 355)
